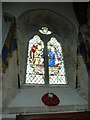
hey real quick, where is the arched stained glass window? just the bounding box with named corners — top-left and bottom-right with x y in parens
top-left (25, 27), bottom-right (67, 85)
top-left (25, 35), bottom-right (45, 84)
top-left (47, 37), bottom-right (67, 84)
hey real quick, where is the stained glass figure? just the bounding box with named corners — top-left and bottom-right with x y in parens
top-left (25, 35), bottom-right (45, 84)
top-left (39, 26), bottom-right (52, 35)
top-left (47, 37), bottom-right (67, 84)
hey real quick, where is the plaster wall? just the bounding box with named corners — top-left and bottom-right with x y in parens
top-left (2, 51), bottom-right (19, 108)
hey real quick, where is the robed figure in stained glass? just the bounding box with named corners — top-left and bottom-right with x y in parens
top-left (48, 46), bottom-right (60, 67)
top-left (48, 37), bottom-right (67, 84)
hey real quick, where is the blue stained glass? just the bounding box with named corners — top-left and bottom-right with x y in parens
top-left (47, 37), bottom-right (67, 84)
top-left (25, 35), bottom-right (67, 85)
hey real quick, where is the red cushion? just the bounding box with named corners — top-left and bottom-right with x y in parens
top-left (42, 93), bottom-right (60, 106)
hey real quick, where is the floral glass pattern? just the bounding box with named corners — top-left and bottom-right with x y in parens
top-left (25, 35), bottom-right (45, 84)
top-left (47, 37), bottom-right (67, 84)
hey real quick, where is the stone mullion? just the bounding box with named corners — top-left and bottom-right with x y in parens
top-left (43, 38), bottom-right (49, 85)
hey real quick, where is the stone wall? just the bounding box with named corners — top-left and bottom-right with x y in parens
top-left (17, 9), bottom-right (77, 88)
top-left (2, 51), bottom-right (19, 108)
top-left (78, 56), bottom-right (88, 100)
top-left (1, 3), bottom-right (89, 110)
top-left (0, 1), bottom-right (2, 114)
top-left (17, 9), bottom-right (89, 100)
top-left (88, 2), bottom-right (90, 110)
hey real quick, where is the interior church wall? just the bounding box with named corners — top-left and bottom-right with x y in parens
top-left (17, 9), bottom-right (77, 88)
top-left (2, 2), bottom-right (89, 109)
top-left (78, 56), bottom-right (88, 100)
top-left (1, 13), bottom-right (19, 108)
top-left (0, 1), bottom-right (2, 114)
top-left (87, 3), bottom-right (90, 110)
top-left (2, 51), bottom-right (19, 108)
top-left (2, 2), bottom-right (79, 89)
top-left (88, 3), bottom-right (90, 26)
top-left (16, 23), bottom-right (29, 85)
top-left (2, 2), bottom-right (78, 28)
top-left (77, 3), bottom-right (90, 101)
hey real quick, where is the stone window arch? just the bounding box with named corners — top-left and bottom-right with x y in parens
top-left (25, 27), bottom-right (67, 85)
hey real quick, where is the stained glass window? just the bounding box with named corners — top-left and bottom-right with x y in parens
top-left (26, 34), bottom-right (67, 85)
top-left (47, 37), bottom-right (67, 84)
top-left (25, 35), bottom-right (45, 84)
top-left (39, 26), bottom-right (52, 35)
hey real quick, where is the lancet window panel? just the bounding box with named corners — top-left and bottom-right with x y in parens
top-left (47, 37), bottom-right (67, 84)
top-left (25, 35), bottom-right (67, 85)
top-left (25, 35), bottom-right (45, 84)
